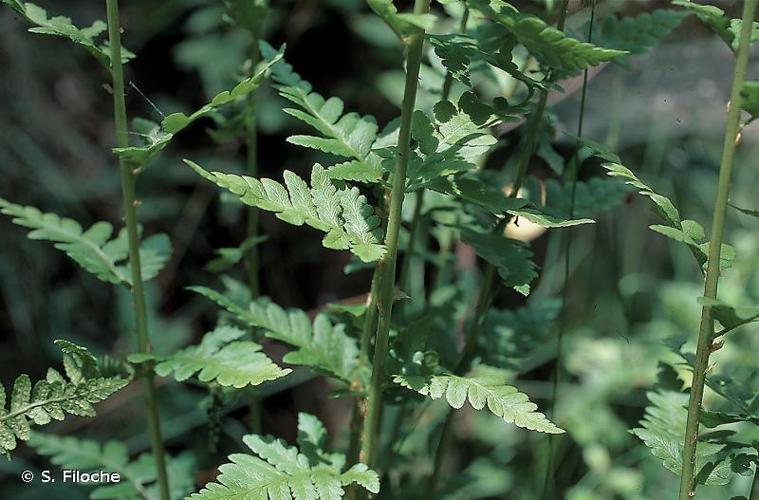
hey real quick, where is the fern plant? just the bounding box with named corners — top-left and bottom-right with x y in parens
top-left (0, 341), bottom-right (128, 455)
top-left (4, 0), bottom-right (756, 499)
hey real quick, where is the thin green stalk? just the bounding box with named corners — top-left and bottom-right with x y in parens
top-left (360, 0), bottom-right (430, 468)
top-left (397, 6), bottom-right (468, 292)
top-left (245, 22), bottom-right (264, 437)
top-left (246, 46), bottom-right (261, 301)
top-left (543, 2), bottom-right (595, 497)
top-left (105, 2), bottom-right (170, 499)
top-left (678, 1), bottom-right (757, 498)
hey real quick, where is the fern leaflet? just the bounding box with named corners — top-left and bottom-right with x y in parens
top-left (29, 432), bottom-right (196, 500)
top-left (468, 0), bottom-right (625, 73)
top-left (0, 341), bottom-right (128, 454)
top-left (1, 1), bottom-right (134, 65)
top-left (260, 42), bottom-right (384, 183)
top-left (130, 326), bottom-right (291, 388)
top-left (631, 391), bottom-right (742, 486)
top-left (185, 160), bottom-right (385, 262)
top-left (394, 366), bottom-right (563, 434)
top-left (0, 197), bottom-right (172, 286)
top-left (189, 286), bottom-right (367, 385)
top-left (114, 48), bottom-right (283, 168)
top-left (190, 413), bottom-right (379, 499)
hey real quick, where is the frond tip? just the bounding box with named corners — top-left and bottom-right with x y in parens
top-left (0, 342), bottom-right (129, 455)
top-left (394, 366), bottom-right (563, 434)
top-left (0, 197), bottom-right (171, 286)
top-left (184, 160), bottom-right (386, 262)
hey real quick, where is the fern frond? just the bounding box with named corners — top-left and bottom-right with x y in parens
top-left (403, 98), bottom-right (498, 192)
top-left (741, 81), bottom-right (759, 120)
top-left (130, 326), bottom-right (291, 388)
top-left (185, 160), bottom-right (385, 262)
top-left (113, 48), bottom-right (283, 168)
top-left (190, 414), bottom-right (379, 499)
top-left (673, 0), bottom-right (759, 51)
top-left (394, 366), bottom-right (563, 434)
top-left (603, 163), bottom-right (735, 271)
top-left (29, 432), bottom-right (196, 499)
top-left (1, 1), bottom-right (134, 65)
top-left (594, 9), bottom-right (688, 55)
top-left (460, 228), bottom-right (537, 295)
top-left (260, 42), bottom-right (384, 183)
top-left (468, 0), bottom-right (626, 72)
top-left (365, 0), bottom-right (436, 40)
top-left (189, 286), bottom-right (367, 385)
top-left (0, 197), bottom-right (171, 286)
top-left (0, 342), bottom-right (128, 454)
top-left (631, 391), bottom-right (740, 486)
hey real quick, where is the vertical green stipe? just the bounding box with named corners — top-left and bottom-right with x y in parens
top-left (678, 1), bottom-right (758, 498)
top-left (360, 0), bottom-right (431, 471)
top-left (105, 2), bottom-right (170, 499)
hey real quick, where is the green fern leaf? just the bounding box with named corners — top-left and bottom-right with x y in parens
top-left (190, 414), bottom-right (379, 499)
top-left (205, 235), bottom-right (268, 272)
top-left (631, 391), bottom-right (739, 486)
top-left (394, 366), bottom-right (563, 434)
top-left (696, 297), bottom-right (759, 335)
top-left (460, 229), bottom-right (537, 295)
top-left (0, 343), bottom-right (128, 454)
top-left (1, 1), bottom-right (134, 65)
top-left (0, 198), bottom-right (171, 286)
top-left (185, 160), bottom-right (385, 262)
top-left (131, 326), bottom-right (291, 388)
top-left (603, 163), bottom-right (736, 271)
top-left (365, 0), bottom-right (436, 40)
top-left (260, 42), bottom-right (384, 183)
top-left (468, 0), bottom-right (625, 72)
top-left (741, 81), bottom-right (759, 120)
top-left (113, 49), bottom-right (282, 168)
top-left (593, 9), bottom-right (688, 56)
top-left (29, 432), bottom-right (196, 499)
top-left (673, 0), bottom-right (759, 51)
top-left (428, 32), bottom-right (545, 90)
top-left (189, 286), bottom-right (367, 384)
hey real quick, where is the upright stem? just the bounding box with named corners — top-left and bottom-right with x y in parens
top-left (543, 2), bottom-right (595, 497)
top-left (106, 2), bottom-right (170, 499)
top-left (397, 6), bottom-right (468, 292)
top-left (360, 0), bottom-right (430, 469)
top-left (246, 46), bottom-right (261, 301)
top-left (245, 21), bottom-right (265, 437)
top-left (678, 1), bottom-right (757, 498)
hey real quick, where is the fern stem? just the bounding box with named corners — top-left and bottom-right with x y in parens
top-left (246, 38), bottom-right (263, 301)
top-left (678, 1), bottom-right (757, 497)
top-left (106, 2), bottom-right (170, 499)
top-left (543, 1), bottom-right (595, 497)
top-left (360, 0), bottom-right (430, 470)
top-left (245, 17), bottom-right (264, 438)
top-left (397, 6), bottom-right (468, 292)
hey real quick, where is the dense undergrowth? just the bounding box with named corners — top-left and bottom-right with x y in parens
top-left (0, 0), bottom-right (758, 499)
